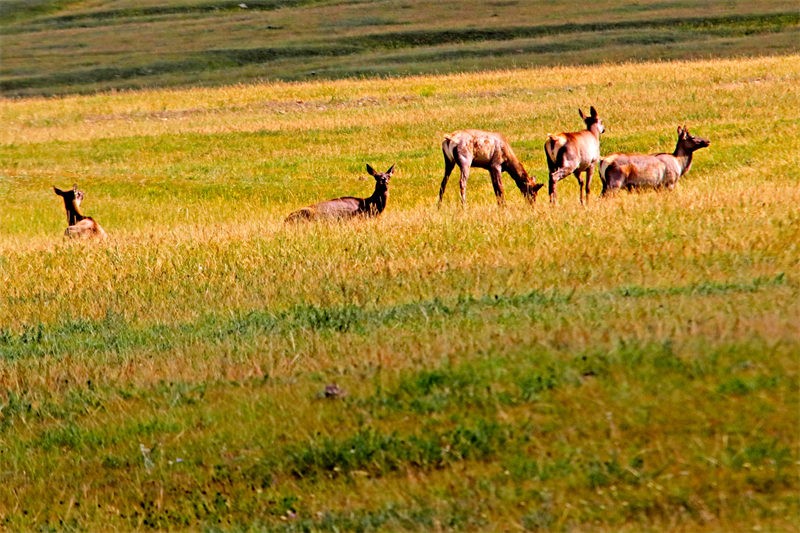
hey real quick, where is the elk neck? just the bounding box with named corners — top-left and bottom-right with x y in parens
top-left (66, 198), bottom-right (87, 226)
top-left (365, 181), bottom-right (389, 213)
top-left (503, 152), bottom-right (536, 190)
top-left (588, 122), bottom-right (602, 140)
top-left (673, 140), bottom-right (694, 176)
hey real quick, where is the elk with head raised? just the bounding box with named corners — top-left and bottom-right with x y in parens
top-left (599, 126), bottom-right (710, 195)
top-left (53, 184), bottom-right (107, 239)
top-left (439, 129), bottom-right (543, 207)
top-left (545, 106), bottom-right (605, 205)
top-left (285, 164), bottom-right (394, 222)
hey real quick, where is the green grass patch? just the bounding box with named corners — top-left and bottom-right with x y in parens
top-left (0, 55), bottom-right (798, 531)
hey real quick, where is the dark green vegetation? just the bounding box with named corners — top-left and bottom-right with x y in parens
top-left (2, 287), bottom-right (798, 531)
top-left (2, 0), bottom-right (800, 96)
top-left (0, 276), bottom-right (789, 361)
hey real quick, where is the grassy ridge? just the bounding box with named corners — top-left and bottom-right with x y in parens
top-left (5, 12), bottom-right (799, 93)
top-left (1, 56), bottom-right (799, 530)
top-left (1, 0), bottom-right (799, 95)
top-left (2, 0), bottom-right (321, 25)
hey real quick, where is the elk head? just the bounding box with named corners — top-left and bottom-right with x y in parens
top-left (53, 184), bottom-right (83, 206)
top-left (523, 181), bottom-right (545, 203)
top-left (366, 164), bottom-right (394, 188)
top-left (677, 125), bottom-right (710, 152)
top-left (579, 106), bottom-right (605, 135)
top-left (53, 184), bottom-right (85, 225)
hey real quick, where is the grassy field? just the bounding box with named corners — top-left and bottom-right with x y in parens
top-left (1, 54), bottom-right (799, 531)
top-left (1, 0), bottom-right (800, 96)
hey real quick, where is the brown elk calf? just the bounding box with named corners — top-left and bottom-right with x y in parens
top-left (53, 185), bottom-right (107, 239)
top-left (285, 164), bottom-right (394, 222)
top-left (545, 106), bottom-right (605, 205)
top-left (599, 126), bottom-right (710, 195)
top-left (439, 129), bottom-right (543, 207)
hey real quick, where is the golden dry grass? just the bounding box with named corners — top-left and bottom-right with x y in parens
top-left (0, 56), bottom-right (798, 531)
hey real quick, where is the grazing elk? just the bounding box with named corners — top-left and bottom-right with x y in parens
top-left (285, 164), bottom-right (394, 222)
top-left (439, 129), bottom-right (544, 207)
top-left (545, 106), bottom-right (605, 205)
top-left (599, 126), bottom-right (710, 195)
top-left (53, 184), bottom-right (107, 239)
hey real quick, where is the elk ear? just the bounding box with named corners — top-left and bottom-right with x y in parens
top-left (54, 186), bottom-right (63, 196)
top-left (590, 106), bottom-right (597, 117)
top-left (533, 183), bottom-right (545, 192)
top-left (366, 164), bottom-right (377, 177)
top-left (578, 108), bottom-right (586, 120)
top-left (677, 126), bottom-right (684, 136)
top-left (73, 184), bottom-right (78, 193)
top-left (385, 164), bottom-right (395, 176)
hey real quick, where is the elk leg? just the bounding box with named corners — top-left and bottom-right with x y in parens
top-left (600, 177), bottom-right (610, 197)
top-left (573, 169), bottom-right (584, 206)
top-left (457, 155), bottom-right (472, 207)
top-left (585, 166), bottom-right (594, 205)
top-left (490, 166), bottom-right (506, 207)
top-left (549, 165), bottom-right (572, 204)
top-left (438, 152), bottom-right (456, 206)
top-left (601, 167), bottom-right (621, 197)
top-left (603, 177), bottom-right (622, 197)
top-left (547, 158), bottom-right (558, 204)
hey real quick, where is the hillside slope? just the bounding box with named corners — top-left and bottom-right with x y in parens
top-left (1, 0), bottom-right (799, 96)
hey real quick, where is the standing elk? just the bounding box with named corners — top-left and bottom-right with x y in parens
top-left (285, 164), bottom-right (394, 222)
top-left (545, 106), bottom-right (605, 205)
top-left (439, 129), bottom-right (544, 207)
top-left (599, 126), bottom-right (710, 195)
top-left (53, 184), bottom-right (107, 239)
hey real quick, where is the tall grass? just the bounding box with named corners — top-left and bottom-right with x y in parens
top-left (0, 56), bottom-right (798, 531)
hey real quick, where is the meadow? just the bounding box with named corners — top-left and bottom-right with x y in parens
top-left (1, 54), bottom-right (799, 531)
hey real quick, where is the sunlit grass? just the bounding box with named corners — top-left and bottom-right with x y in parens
top-left (0, 56), bottom-right (798, 531)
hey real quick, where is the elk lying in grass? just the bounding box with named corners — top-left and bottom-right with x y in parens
top-left (439, 129), bottom-right (543, 207)
top-left (285, 164), bottom-right (394, 222)
top-left (545, 106), bottom-right (605, 205)
top-left (53, 185), bottom-right (107, 239)
top-left (599, 126), bottom-right (710, 195)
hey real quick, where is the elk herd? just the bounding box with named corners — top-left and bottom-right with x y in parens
top-left (53, 106), bottom-right (710, 236)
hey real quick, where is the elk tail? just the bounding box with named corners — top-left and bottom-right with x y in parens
top-left (598, 154), bottom-right (619, 181)
top-left (598, 158), bottom-right (610, 180)
top-left (442, 137), bottom-right (456, 162)
top-left (545, 133), bottom-right (567, 164)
